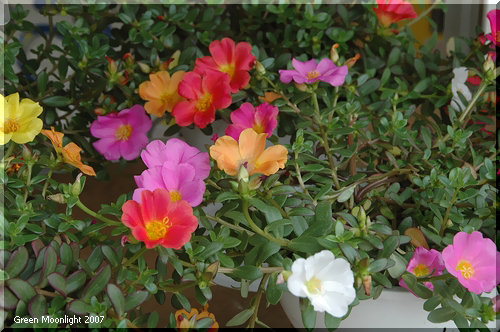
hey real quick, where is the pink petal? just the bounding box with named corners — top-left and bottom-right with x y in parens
top-left (291, 58), bottom-right (318, 75)
top-left (141, 140), bottom-right (167, 168)
top-left (178, 180), bottom-right (206, 207)
top-left (161, 161), bottom-right (195, 191)
top-left (93, 138), bottom-right (122, 161)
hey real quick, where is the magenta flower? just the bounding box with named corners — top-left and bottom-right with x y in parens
top-left (442, 231), bottom-right (500, 294)
top-left (90, 105), bottom-right (152, 161)
top-left (140, 138), bottom-right (210, 180)
top-left (399, 247), bottom-right (445, 293)
top-left (226, 102), bottom-right (279, 141)
top-left (486, 10), bottom-right (499, 46)
top-left (279, 58), bottom-right (348, 86)
top-left (133, 161), bottom-right (206, 207)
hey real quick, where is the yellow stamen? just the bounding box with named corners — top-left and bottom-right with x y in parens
top-left (115, 125), bottom-right (132, 141)
top-left (456, 260), bottom-right (474, 279)
top-left (306, 70), bottom-right (320, 80)
top-left (145, 216), bottom-right (170, 241)
top-left (252, 122), bottom-right (265, 134)
top-left (306, 277), bottom-right (322, 294)
top-left (195, 93), bottom-right (213, 112)
top-left (413, 264), bottom-right (430, 277)
top-left (3, 119), bottom-right (20, 134)
top-left (170, 190), bottom-right (182, 202)
top-left (219, 63), bottom-right (235, 78)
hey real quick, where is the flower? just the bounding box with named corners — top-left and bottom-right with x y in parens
top-left (90, 105), bottom-right (152, 161)
top-left (194, 37), bottom-right (256, 93)
top-left (140, 138), bottom-right (210, 180)
top-left (258, 92), bottom-right (282, 104)
top-left (287, 250), bottom-right (356, 318)
top-left (121, 188), bottom-right (199, 249)
top-left (225, 102), bottom-right (279, 141)
top-left (175, 304), bottom-right (218, 332)
top-left (399, 247), bottom-right (445, 293)
top-left (485, 10), bottom-right (499, 46)
top-left (133, 161), bottom-right (206, 207)
top-left (41, 127), bottom-right (96, 176)
top-left (172, 71), bottom-right (232, 129)
top-left (209, 128), bottom-right (288, 176)
top-left (450, 67), bottom-right (472, 112)
top-left (373, 0), bottom-right (417, 28)
top-left (1, 93), bottom-right (43, 145)
top-left (279, 58), bottom-right (348, 86)
top-left (138, 70), bottom-right (186, 117)
top-left (441, 231), bottom-right (500, 294)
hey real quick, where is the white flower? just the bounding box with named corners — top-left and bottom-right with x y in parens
top-left (451, 67), bottom-right (472, 112)
top-left (287, 250), bottom-right (356, 318)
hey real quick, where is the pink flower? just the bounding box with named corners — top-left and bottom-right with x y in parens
top-left (172, 71), bottom-right (232, 129)
top-left (90, 105), bottom-right (152, 161)
top-left (140, 138), bottom-right (210, 180)
top-left (442, 231), bottom-right (500, 294)
top-left (486, 10), bottom-right (499, 46)
top-left (373, 0), bottom-right (417, 28)
top-left (133, 161), bottom-right (206, 207)
top-left (225, 102), bottom-right (279, 141)
top-left (279, 58), bottom-right (348, 86)
top-left (194, 38), bottom-right (256, 93)
top-left (399, 247), bottom-right (445, 293)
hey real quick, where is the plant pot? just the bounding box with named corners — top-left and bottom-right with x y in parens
top-left (280, 287), bottom-right (498, 329)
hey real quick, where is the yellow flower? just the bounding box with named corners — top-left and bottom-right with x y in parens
top-left (41, 127), bottom-right (96, 176)
top-left (1, 93), bottom-right (43, 145)
top-left (210, 128), bottom-right (288, 176)
top-left (139, 71), bottom-right (185, 117)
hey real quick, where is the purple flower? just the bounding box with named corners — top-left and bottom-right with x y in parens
top-left (399, 247), bottom-right (445, 294)
top-left (133, 161), bottom-right (206, 207)
top-left (140, 138), bottom-right (210, 180)
top-left (279, 58), bottom-right (348, 86)
top-left (90, 105), bottom-right (152, 161)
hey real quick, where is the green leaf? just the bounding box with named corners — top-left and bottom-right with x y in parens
top-left (358, 78), bottom-right (380, 96)
top-left (300, 297), bottom-right (317, 329)
top-left (42, 96), bottom-right (71, 107)
top-left (369, 223), bottom-right (392, 235)
top-left (102, 245), bottom-right (119, 267)
top-left (107, 284), bottom-right (125, 317)
top-left (1, 286), bottom-right (19, 309)
top-left (289, 236), bottom-right (323, 254)
top-left (414, 58), bottom-right (426, 79)
top-left (337, 186), bottom-right (355, 203)
top-left (82, 264), bottom-right (111, 301)
top-left (289, 207), bottom-right (315, 216)
top-left (124, 290), bottom-right (148, 312)
top-left (196, 242), bottom-right (224, 260)
top-left (41, 246), bottom-right (58, 284)
top-left (28, 294), bottom-right (47, 318)
top-left (86, 246), bottom-right (103, 271)
top-left (324, 312), bottom-right (342, 329)
top-left (147, 311), bottom-right (159, 328)
top-left (230, 266), bottom-right (263, 281)
top-left (226, 308), bottom-right (254, 327)
top-left (387, 252), bottom-right (407, 279)
top-left (6, 279), bottom-right (36, 302)
top-left (423, 296), bottom-right (441, 312)
top-left (6, 246), bottom-right (28, 278)
top-left (215, 192), bottom-right (240, 203)
top-left (387, 48), bottom-right (400, 67)
top-left (380, 235), bottom-right (399, 258)
top-left (339, 243), bottom-right (359, 263)
top-left (270, 185), bottom-right (297, 195)
top-left (248, 198), bottom-right (282, 222)
top-left (47, 273), bottom-right (67, 296)
top-left (427, 307), bottom-right (456, 323)
top-left (66, 270), bottom-right (86, 294)
top-left (265, 273), bottom-right (282, 305)
top-left (368, 258), bottom-right (388, 273)
top-left (68, 299), bottom-right (91, 315)
top-left (59, 243), bottom-right (73, 268)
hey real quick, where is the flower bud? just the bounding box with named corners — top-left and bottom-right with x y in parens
top-left (362, 275), bottom-right (372, 296)
top-left (48, 193), bottom-right (66, 204)
top-left (94, 107), bottom-right (106, 116)
top-left (137, 62), bottom-right (150, 74)
top-left (106, 56), bottom-right (117, 74)
top-left (294, 83), bottom-right (308, 92)
top-left (255, 61), bottom-right (266, 74)
top-left (168, 50), bottom-right (181, 69)
top-left (238, 165), bottom-right (249, 183)
top-left (71, 173), bottom-right (83, 196)
top-left (123, 52), bottom-right (134, 66)
top-left (22, 145), bottom-right (32, 160)
top-left (483, 54), bottom-right (495, 81)
top-left (248, 175), bottom-right (263, 190)
top-left (330, 43), bottom-right (340, 63)
top-left (344, 54), bottom-right (361, 69)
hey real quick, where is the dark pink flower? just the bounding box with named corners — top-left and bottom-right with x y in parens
top-left (486, 10), bottom-right (499, 46)
top-left (442, 231), bottom-right (500, 294)
top-left (399, 247), bottom-right (445, 294)
top-left (226, 102), bottom-right (279, 141)
top-left (90, 105), bottom-right (152, 161)
top-left (279, 58), bottom-right (348, 86)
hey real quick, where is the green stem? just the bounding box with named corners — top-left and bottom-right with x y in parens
top-left (122, 246), bottom-right (147, 268)
top-left (439, 189), bottom-right (458, 237)
top-left (248, 273), bottom-right (271, 329)
top-left (23, 163), bottom-right (33, 202)
top-left (42, 168), bottom-right (54, 198)
top-left (293, 151), bottom-right (314, 203)
top-left (205, 215), bottom-right (254, 235)
top-left (2, 142), bottom-right (15, 163)
top-left (406, 1), bottom-right (440, 28)
top-left (328, 86), bottom-right (340, 123)
top-left (418, 273), bottom-right (453, 283)
top-left (242, 198), bottom-right (289, 247)
top-left (75, 200), bottom-right (122, 226)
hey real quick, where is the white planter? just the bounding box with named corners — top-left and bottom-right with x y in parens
top-left (280, 287), bottom-right (498, 329)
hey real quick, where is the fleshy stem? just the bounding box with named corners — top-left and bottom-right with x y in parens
top-left (311, 92), bottom-right (341, 190)
top-left (178, 258), bottom-right (284, 274)
top-left (417, 273), bottom-right (453, 283)
top-left (328, 86), bottom-right (340, 123)
top-left (75, 200), bottom-right (122, 226)
top-left (1, 142), bottom-right (15, 163)
top-left (23, 162), bottom-right (33, 202)
top-left (439, 188), bottom-right (459, 237)
top-left (205, 215), bottom-right (254, 235)
top-left (41, 168), bottom-right (54, 198)
top-left (122, 246), bottom-right (147, 268)
top-left (293, 150), bottom-right (314, 203)
top-left (406, 1), bottom-right (440, 28)
top-left (248, 273), bottom-right (271, 329)
top-left (242, 198), bottom-right (290, 247)
top-left (433, 80), bottom-right (489, 148)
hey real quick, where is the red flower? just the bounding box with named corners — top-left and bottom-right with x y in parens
top-left (373, 0), bottom-right (417, 27)
top-left (194, 38), bottom-right (256, 93)
top-left (121, 189), bottom-right (199, 249)
top-left (172, 71), bottom-right (232, 128)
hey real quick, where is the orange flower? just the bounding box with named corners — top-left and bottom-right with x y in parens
top-left (209, 128), bottom-right (288, 176)
top-left (139, 71), bottom-right (185, 117)
top-left (175, 304), bottom-right (218, 332)
top-left (258, 92), bottom-right (282, 104)
top-left (41, 127), bottom-right (96, 176)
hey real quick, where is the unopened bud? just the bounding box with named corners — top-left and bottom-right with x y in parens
top-left (94, 107), bottom-right (106, 116)
top-left (330, 43), bottom-right (340, 63)
top-left (238, 165), bottom-right (249, 183)
top-left (249, 175), bottom-right (262, 190)
top-left (71, 173), bottom-right (83, 196)
top-left (294, 83), bottom-right (307, 92)
top-left (344, 54), bottom-right (361, 69)
top-left (362, 275), bottom-right (372, 296)
top-left (123, 52), bottom-right (134, 66)
top-left (137, 62), bottom-right (150, 74)
top-left (483, 54), bottom-right (495, 80)
top-left (106, 56), bottom-right (117, 74)
top-left (255, 61), bottom-right (266, 74)
top-left (48, 193), bottom-right (66, 204)
top-left (168, 50), bottom-right (181, 69)
top-left (280, 270), bottom-right (292, 282)
top-left (22, 145), bottom-right (32, 160)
